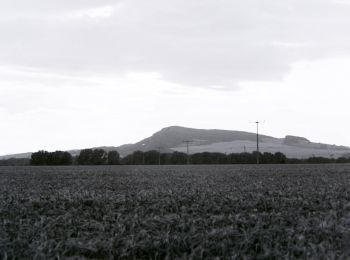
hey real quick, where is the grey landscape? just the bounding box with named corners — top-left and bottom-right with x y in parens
top-left (2, 0), bottom-right (350, 258)
top-left (2, 126), bottom-right (350, 160)
top-left (2, 164), bottom-right (350, 259)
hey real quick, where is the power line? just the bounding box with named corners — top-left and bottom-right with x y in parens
top-left (183, 140), bottom-right (192, 165)
top-left (256, 121), bottom-right (260, 164)
top-left (157, 146), bottom-right (162, 165)
top-left (250, 121), bottom-right (264, 164)
top-left (141, 143), bottom-right (146, 165)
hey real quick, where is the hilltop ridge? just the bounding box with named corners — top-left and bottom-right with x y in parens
top-left (1, 126), bottom-right (349, 159)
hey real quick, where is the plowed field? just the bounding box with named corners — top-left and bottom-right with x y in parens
top-left (1, 165), bottom-right (350, 259)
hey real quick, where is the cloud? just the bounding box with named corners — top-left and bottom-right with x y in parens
top-left (0, 0), bottom-right (350, 89)
top-left (66, 5), bottom-right (120, 20)
top-left (1, 57), bottom-right (350, 155)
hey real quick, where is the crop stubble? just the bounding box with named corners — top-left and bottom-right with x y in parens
top-left (1, 164), bottom-right (350, 259)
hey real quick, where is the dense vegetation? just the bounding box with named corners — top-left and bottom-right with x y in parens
top-left (31, 151), bottom-right (73, 165)
top-left (0, 158), bottom-right (30, 166)
top-left (1, 149), bottom-right (350, 166)
top-left (121, 151), bottom-right (288, 164)
top-left (121, 150), bottom-right (350, 165)
top-left (77, 149), bottom-right (120, 165)
top-left (1, 165), bottom-right (350, 258)
top-left (28, 149), bottom-right (120, 166)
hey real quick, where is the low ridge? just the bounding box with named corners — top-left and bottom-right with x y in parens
top-left (1, 126), bottom-right (350, 159)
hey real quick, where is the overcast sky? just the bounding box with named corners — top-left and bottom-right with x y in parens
top-left (1, 0), bottom-right (350, 155)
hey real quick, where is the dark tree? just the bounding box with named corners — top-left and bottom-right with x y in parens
top-left (91, 149), bottom-right (108, 165)
top-left (337, 157), bottom-right (350, 163)
top-left (260, 152), bottom-right (274, 164)
top-left (117, 150), bottom-right (308, 165)
top-left (170, 152), bottom-right (188, 164)
top-left (77, 149), bottom-right (108, 165)
top-left (77, 149), bottom-right (93, 165)
top-left (144, 150), bottom-right (160, 164)
top-left (107, 151), bottom-right (120, 165)
top-left (61, 152), bottom-right (73, 165)
top-left (273, 152), bottom-right (287, 164)
top-left (132, 151), bottom-right (145, 165)
top-left (31, 150), bottom-right (72, 165)
top-left (306, 157), bottom-right (333, 164)
top-left (30, 151), bottom-right (49, 165)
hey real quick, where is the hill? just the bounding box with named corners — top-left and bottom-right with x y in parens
top-left (117, 126), bottom-right (350, 159)
top-left (1, 126), bottom-right (350, 159)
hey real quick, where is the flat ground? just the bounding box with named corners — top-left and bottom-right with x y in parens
top-left (1, 165), bottom-right (350, 259)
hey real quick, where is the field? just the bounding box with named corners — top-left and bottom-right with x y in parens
top-left (1, 165), bottom-right (350, 259)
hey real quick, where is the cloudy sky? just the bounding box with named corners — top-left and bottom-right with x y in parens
top-left (1, 0), bottom-right (350, 155)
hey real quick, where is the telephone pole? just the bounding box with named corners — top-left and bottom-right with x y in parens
top-left (256, 121), bottom-right (260, 164)
top-left (250, 120), bottom-right (264, 164)
top-left (183, 140), bottom-right (192, 165)
top-left (142, 143), bottom-right (146, 165)
top-left (157, 147), bottom-right (161, 165)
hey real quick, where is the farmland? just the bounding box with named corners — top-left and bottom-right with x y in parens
top-left (1, 165), bottom-right (350, 259)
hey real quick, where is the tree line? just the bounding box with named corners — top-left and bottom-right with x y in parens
top-left (0, 158), bottom-right (30, 166)
top-left (121, 151), bottom-right (288, 165)
top-left (27, 150), bottom-right (289, 165)
top-left (30, 149), bottom-right (120, 165)
top-left (120, 150), bottom-right (350, 165)
top-left (31, 151), bottom-right (73, 165)
top-left (0, 149), bottom-right (350, 166)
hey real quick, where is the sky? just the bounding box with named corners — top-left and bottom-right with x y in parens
top-left (1, 0), bottom-right (350, 155)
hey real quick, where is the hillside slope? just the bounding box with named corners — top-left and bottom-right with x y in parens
top-left (117, 126), bottom-right (279, 156)
top-left (118, 126), bottom-right (350, 159)
top-left (1, 126), bottom-right (349, 159)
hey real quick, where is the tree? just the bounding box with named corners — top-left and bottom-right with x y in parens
top-left (77, 149), bottom-right (108, 165)
top-left (170, 152), bottom-right (187, 164)
top-left (60, 152), bottom-right (73, 165)
top-left (30, 150), bottom-right (73, 165)
top-left (77, 149), bottom-right (93, 165)
top-left (144, 150), bottom-right (160, 164)
top-left (31, 151), bottom-right (49, 165)
top-left (132, 151), bottom-right (144, 165)
top-left (91, 149), bottom-right (108, 165)
top-left (337, 157), bottom-right (350, 163)
top-left (273, 152), bottom-right (287, 164)
top-left (108, 151), bottom-right (120, 165)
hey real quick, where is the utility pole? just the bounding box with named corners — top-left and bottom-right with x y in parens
top-left (157, 147), bottom-right (161, 165)
top-left (183, 140), bottom-right (192, 165)
top-left (250, 120), bottom-right (264, 164)
top-left (142, 143), bottom-right (146, 165)
top-left (256, 121), bottom-right (260, 164)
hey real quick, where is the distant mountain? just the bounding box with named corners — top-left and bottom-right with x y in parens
top-left (0, 152), bottom-right (33, 160)
top-left (117, 126), bottom-right (350, 159)
top-left (116, 126), bottom-right (278, 155)
top-left (1, 126), bottom-right (350, 160)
